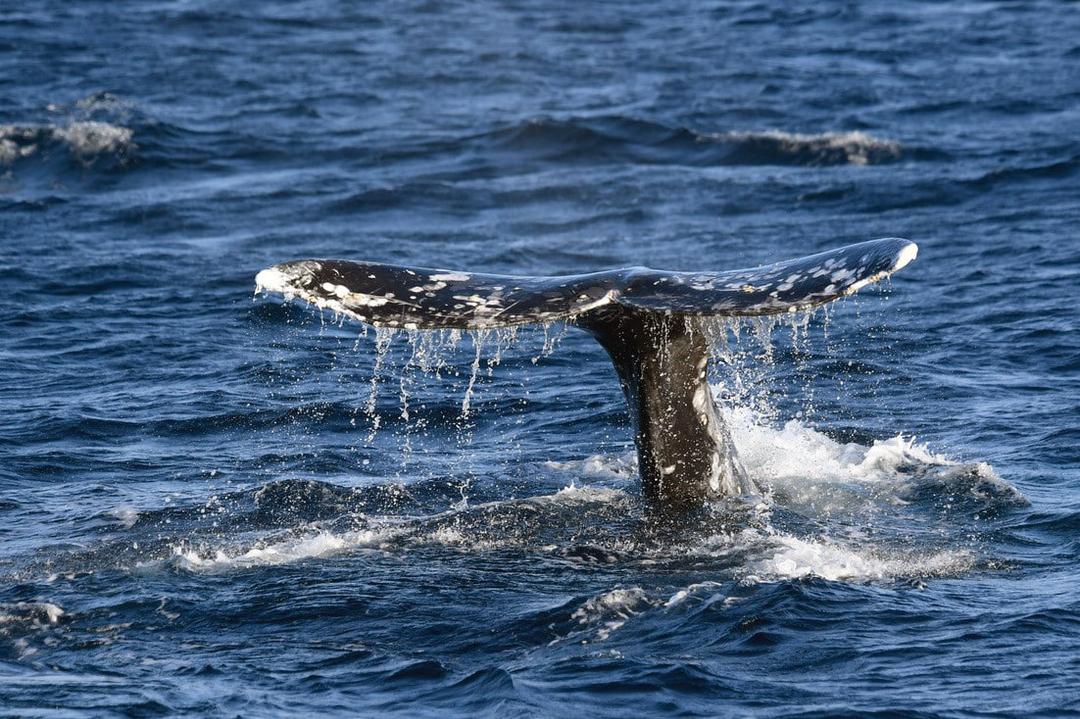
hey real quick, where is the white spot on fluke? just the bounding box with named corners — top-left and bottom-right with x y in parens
top-left (254, 267), bottom-right (290, 296)
top-left (894, 241), bottom-right (919, 270)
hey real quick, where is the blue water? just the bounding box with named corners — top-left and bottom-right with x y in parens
top-left (2, 2), bottom-right (1079, 716)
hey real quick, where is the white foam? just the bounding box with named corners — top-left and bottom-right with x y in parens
top-left (428, 526), bottom-right (468, 545)
top-left (149, 480), bottom-right (635, 574)
top-left (690, 526), bottom-right (973, 584)
top-left (570, 587), bottom-right (653, 641)
top-left (169, 529), bottom-right (388, 572)
top-left (744, 531), bottom-right (972, 582)
top-left (546, 483), bottom-right (628, 503)
top-left (723, 405), bottom-right (1022, 506)
top-left (664, 581), bottom-right (727, 608)
top-left (545, 403), bottom-right (1017, 512)
top-left (721, 129), bottom-right (902, 165)
top-left (0, 121), bottom-right (134, 165)
top-left (0, 602), bottom-right (65, 626)
top-left (544, 453), bottom-right (637, 480)
top-left (128, 385), bottom-right (1011, 587)
top-left (541, 401), bottom-right (1013, 584)
top-left (109, 505), bottom-right (140, 529)
top-left (52, 121), bottom-right (133, 158)
top-left (683, 404), bottom-right (1007, 583)
top-left (0, 125), bottom-right (40, 164)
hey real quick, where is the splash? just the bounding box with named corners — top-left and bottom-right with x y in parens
top-left (544, 452), bottom-right (637, 479)
top-left (539, 387), bottom-right (1020, 586)
top-left (49, 416), bottom-right (1015, 591)
top-left (0, 602), bottom-right (67, 661)
top-left (725, 405), bottom-right (1026, 512)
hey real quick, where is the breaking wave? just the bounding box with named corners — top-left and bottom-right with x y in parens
top-left (0, 121), bottom-right (135, 166)
top-left (483, 115), bottom-right (914, 167)
top-left (0, 602), bottom-right (66, 660)
top-left (0, 602), bottom-right (65, 628)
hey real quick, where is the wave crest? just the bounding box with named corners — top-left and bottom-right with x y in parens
top-left (485, 115), bottom-right (908, 167)
top-left (0, 121), bottom-right (135, 166)
top-left (0, 602), bottom-right (65, 628)
top-left (733, 530), bottom-right (975, 583)
top-left (720, 129), bottom-right (902, 166)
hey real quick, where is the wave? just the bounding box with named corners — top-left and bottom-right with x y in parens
top-left (0, 93), bottom-right (138, 193)
top-left (717, 529), bottom-right (974, 584)
top-left (124, 483), bottom-right (631, 573)
top-left (168, 528), bottom-right (387, 571)
top-left (0, 121), bottom-right (135, 167)
top-left (549, 536), bottom-right (972, 644)
top-left (968, 153), bottom-right (1080, 188)
top-left (567, 587), bottom-right (655, 642)
top-left (720, 129), bottom-right (902, 166)
top-left (482, 115), bottom-right (913, 167)
top-left (0, 602), bottom-right (65, 628)
top-left (89, 404), bottom-right (1015, 582)
top-left (0, 106), bottom-right (919, 199)
top-left (0, 93), bottom-right (152, 198)
top-left (0, 602), bottom-right (67, 661)
top-left (24, 400), bottom-right (1024, 587)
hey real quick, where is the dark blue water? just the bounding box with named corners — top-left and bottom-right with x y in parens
top-left (2, 2), bottom-right (1079, 716)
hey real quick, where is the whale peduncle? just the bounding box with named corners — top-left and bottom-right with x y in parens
top-left (580, 308), bottom-right (749, 510)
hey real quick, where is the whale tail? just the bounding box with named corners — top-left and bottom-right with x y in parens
top-left (256, 238), bottom-right (918, 510)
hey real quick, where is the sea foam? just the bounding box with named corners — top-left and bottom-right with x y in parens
top-left (0, 121), bottom-right (134, 165)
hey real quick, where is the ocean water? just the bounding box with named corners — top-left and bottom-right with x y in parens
top-left (2, 1), bottom-right (1079, 716)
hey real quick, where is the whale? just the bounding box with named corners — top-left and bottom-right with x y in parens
top-left (256, 237), bottom-right (917, 511)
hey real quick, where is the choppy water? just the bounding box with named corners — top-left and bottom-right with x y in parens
top-left (2, 2), bottom-right (1079, 716)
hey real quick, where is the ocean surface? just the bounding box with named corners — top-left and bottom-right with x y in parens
top-left (2, 2), bottom-right (1079, 716)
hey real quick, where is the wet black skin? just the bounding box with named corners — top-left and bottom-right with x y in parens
top-left (580, 308), bottom-right (748, 512)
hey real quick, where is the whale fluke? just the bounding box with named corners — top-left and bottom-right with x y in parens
top-left (256, 238), bottom-right (917, 510)
top-left (255, 238), bottom-right (916, 329)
